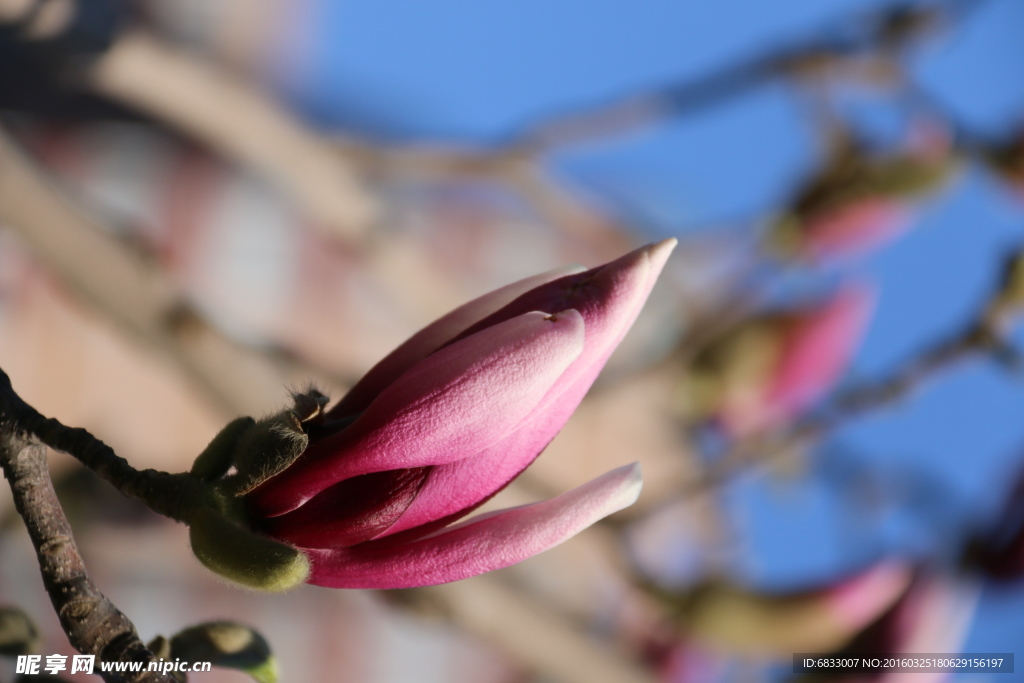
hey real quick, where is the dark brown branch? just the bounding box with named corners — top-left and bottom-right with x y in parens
top-left (0, 378), bottom-right (174, 682)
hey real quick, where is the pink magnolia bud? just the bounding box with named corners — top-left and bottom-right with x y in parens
top-left (245, 240), bottom-right (676, 588)
top-left (822, 572), bottom-right (976, 683)
top-left (689, 285), bottom-right (874, 437)
top-left (771, 129), bottom-right (957, 262)
top-left (787, 199), bottom-right (912, 263)
top-left (680, 562), bottom-right (911, 656)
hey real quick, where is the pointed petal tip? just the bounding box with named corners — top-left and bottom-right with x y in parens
top-left (645, 237), bottom-right (678, 269)
top-left (607, 461), bottom-right (644, 511)
top-left (648, 237), bottom-right (679, 254)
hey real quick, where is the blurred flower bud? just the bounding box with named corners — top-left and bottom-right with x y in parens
top-left (770, 127), bottom-right (958, 262)
top-left (169, 621), bottom-right (276, 683)
top-left (0, 607), bottom-right (39, 656)
top-left (684, 285), bottom-right (874, 437)
top-left (145, 636), bottom-right (185, 683)
top-left (801, 573), bottom-right (976, 683)
top-left (676, 563), bottom-right (911, 656)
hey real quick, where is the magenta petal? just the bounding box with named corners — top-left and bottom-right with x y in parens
top-left (256, 467), bottom-right (431, 549)
top-left (330, 264), bottom-right (587, 418)
top-left (304, 463), bottom-right (643, 589)
top-left (377, 408), bottom-right (566, 538)
top-left (249, 309), bottom-right (585, 516)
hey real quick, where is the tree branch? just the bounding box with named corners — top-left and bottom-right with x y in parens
top-left (0, 373), bottom-right (174, 683)
top-left (0, 369), bottom-right (197, 522)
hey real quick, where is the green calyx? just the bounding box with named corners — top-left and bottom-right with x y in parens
top-left (189, 388), bottom-right (330, 495)
top-left (191, 416), bottom-right (256, 480)
top-left (184, 389), bottom-right (332, 592)
top-left (0, 607), bottom-right (40, 656)
top-left (149, 621), bottom-right (278, 683)
top-left (228, 412), bottom-right (310, 495)
top-left (189, 506), bottom-right (309, 592)
top-left (245, 658), bottom-right (280, 683)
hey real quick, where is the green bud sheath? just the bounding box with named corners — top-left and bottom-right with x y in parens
top-left (0, 607), bottom-right (39, 656)
top-left (170, 621), bottom-right (277, 683)
top-left (189, 507), bottom-right (309, 592)
top-left (230, 412), bottom-right (309, 495)
top-left (191, 417), bottom-right (256, 480)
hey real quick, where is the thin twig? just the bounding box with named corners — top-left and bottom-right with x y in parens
top-left (501, 0), bottom-right (971, 152)
top-left (0, 368), bottom-right (197, 522)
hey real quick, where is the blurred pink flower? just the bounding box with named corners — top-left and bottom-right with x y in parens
top-left (679, 562), bottom-right (911, 656)
top-left (771, 123), bottom-right (957, 262)
top-left (716, 285), bottom-right (874, 436)
top-left (245, 240), bottom-right (676, 588)
top-left (823, 572), bottom-right (977, 683)
top-left (797, 199), bottom-right (912, 262)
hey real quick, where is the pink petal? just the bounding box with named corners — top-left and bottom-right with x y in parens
top-left (767, 284), bottom-right (874, 416)
top-left (330, 264), bottom-right (586, 418)
top-left (376, 407), bottom-right (568, 538)
top-left (249, 309), bottom-right (585, 516)
top-left (825, 562), bottom-right (913, 632)
top-left (452, 239), bottom-right (676, 419)
top-left (304, 463), bottom-right (643, 589)
top-left (257, 467), bottom-right (431, 548)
